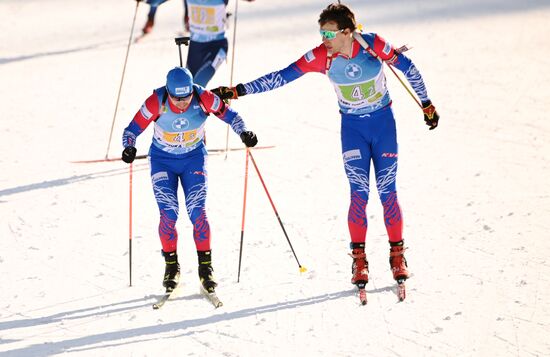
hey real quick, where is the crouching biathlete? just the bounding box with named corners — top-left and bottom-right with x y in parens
top-left (121, 67), bottom-right (258, 293)
top-left (212, 3), bottom-right (440, 297)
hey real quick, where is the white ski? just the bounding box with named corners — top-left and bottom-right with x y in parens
top-left (152, 286), bottom-right (178, 309)
top-left (200, 285), bottom-right (223, 308)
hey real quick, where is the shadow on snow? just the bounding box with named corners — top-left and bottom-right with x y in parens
top-left (0, 164), bottom-right (148, 198)
top-left (1, 286), bottom-right (395, 355)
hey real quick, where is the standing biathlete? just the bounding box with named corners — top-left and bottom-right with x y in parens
top-left (185, 0), bottom-right (230, 86)
top-left (138, 0), bottom-right (255, 86)
top-left (212, 3), bottom-right (440, 292)
top-left (186, 0), bottom-right (255, 86)
top-left (121, 67), bottom-right (258, 293)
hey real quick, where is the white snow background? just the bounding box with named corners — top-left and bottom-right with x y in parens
top-left (1, 0), bottom-right (549, 356)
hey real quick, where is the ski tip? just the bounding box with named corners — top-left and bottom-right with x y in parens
top-left (359, 289), bottom-right (367, 305)
top-left (397, 282), bottom-right (406, 302)
top-left (152, 298), bottom-right (167, 309)
top-left (200, 285), bottom-right (223, 308)
top-left (134, 34), bottom-right (148, 43)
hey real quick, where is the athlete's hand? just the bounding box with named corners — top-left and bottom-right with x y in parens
top-left (122, 146), bottom-right (137, 163)
top-left (422, 100), bottom-right (439, 130)
top-left (240, 131), bottom-right (258, 147)
top-left (212, 86), bottom-right (237, 100)
top-left (212, 84), bottom-right (246, 101)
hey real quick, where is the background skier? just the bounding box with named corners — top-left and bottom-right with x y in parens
top-left (138, 0), bottom-right (255, 86)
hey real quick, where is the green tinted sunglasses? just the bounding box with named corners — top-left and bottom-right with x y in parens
top-left (320, 29), bottom-right (344, 40)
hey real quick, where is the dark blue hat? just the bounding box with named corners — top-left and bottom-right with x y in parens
top-left (166, 67), bottom-right (193, 97)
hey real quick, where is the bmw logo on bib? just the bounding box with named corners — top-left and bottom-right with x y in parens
top-left (345, 63), bottom-right (362, 79)
top-left (172, 117), bottom-right (189, 130)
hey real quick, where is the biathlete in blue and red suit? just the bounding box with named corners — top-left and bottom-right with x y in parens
top-left (140, 0), bottom-right (255, 86)
top-left (121, 67), bottom-right (258, 293)
top-left (212, 4), bottom-right (440, 290)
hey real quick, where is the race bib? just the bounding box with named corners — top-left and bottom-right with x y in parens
top-left (338, 80), bottom-right (382, 103)
top-left (163, 129), bottom-right (200, 147)
top-left (189, 4), bottom-right (224, 33)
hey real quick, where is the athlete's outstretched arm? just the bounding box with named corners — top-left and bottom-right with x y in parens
top-left (211, 45), bottom-right (327, 100)
top-left (210, 63), bottom-right (304, 100)
top-left (240, 63), bottom-right (305, 95)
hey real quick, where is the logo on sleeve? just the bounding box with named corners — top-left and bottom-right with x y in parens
top-left (382, 42), bottom-right (392, 56)
top-left (212, 95), bottom-right (221, 112)
top-left (304, 50), bottom-right (316, 63)
top-left (140, 103), bottom-right (153, 120)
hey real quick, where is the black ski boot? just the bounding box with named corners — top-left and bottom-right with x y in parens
top-left (162, 250), bottom-right (180, 292)
top-left (198, 250), bottom-right (217, 293)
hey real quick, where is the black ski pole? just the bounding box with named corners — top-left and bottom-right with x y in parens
top-left (248, 151), bottom-right (306, 273)
top-left (174, 36), bottom-right (190, 66)
top-left (129, 162), bottom-right (133, 287)
top-left (105, 1), bottom-right (141, 160)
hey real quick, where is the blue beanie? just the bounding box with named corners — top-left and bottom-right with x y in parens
top-left (166, 67), bottom-right (193, 97)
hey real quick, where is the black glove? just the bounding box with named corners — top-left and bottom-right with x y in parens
top-left (422, 100), bottom-right (439, 130)
top-left (212, 84), bottom-right (246, 101)
top-left (122, 146), bottom-right (137, 163)
top-left (240, 131), bottom-right (258, 147)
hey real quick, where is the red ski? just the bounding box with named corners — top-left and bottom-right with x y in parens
top-left (397, 279), bottom-right (406, 301)
top-left (358, 288), bottom-right (367, 305)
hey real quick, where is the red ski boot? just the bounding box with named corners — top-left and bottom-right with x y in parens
top-left (142, 18), bottom-right (154, 35)
top-left (389, 242), bottom-right (409, 281)
top-left (350, 248), bottom-right (369, 286)
top-left (350, 243), bottom-right (369, 304)
top-left (389, 241), bottom-right (409, 301)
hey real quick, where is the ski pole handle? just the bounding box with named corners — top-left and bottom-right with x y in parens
top-left (174, 36), bottom-right (190, 67)
top-left (174, 36), bottom-right (190, 46)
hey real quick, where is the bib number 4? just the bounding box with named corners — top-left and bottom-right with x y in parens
top-left (351, 86), bottom-right (364, 100)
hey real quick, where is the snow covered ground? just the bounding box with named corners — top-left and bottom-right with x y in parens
top-left (1, 0), bottom-right (550, 355)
